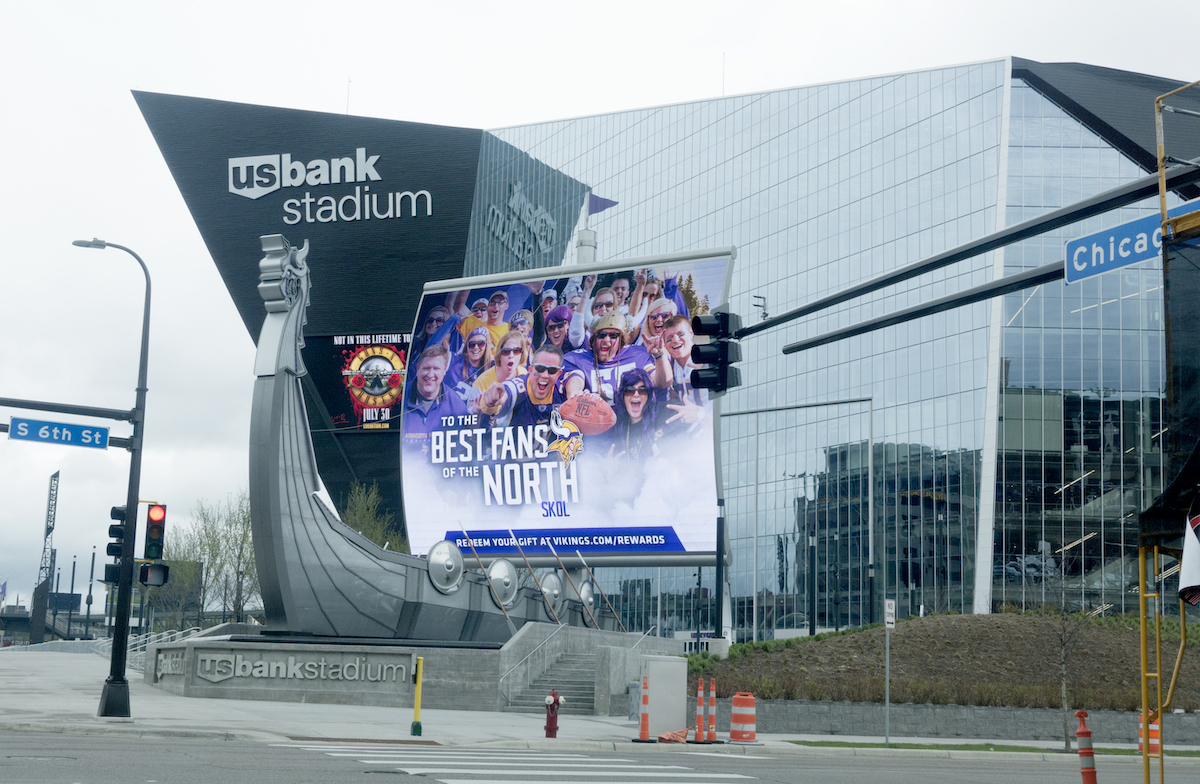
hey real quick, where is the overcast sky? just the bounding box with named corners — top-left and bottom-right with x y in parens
top-left (2, 1), bottom-right (1197, 607)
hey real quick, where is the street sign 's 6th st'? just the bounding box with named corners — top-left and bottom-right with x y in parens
top-left (9, 417), bottom-right (109, 450)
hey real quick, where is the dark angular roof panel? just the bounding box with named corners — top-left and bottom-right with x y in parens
top-left (1012, 58), bottom-right (1200, 200)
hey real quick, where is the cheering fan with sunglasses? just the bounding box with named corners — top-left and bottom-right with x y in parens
top-left (469, 331), bottom-right (530, 418)
top-left (562, 311), bottom-right (669, 406)
top-left (479, 345), bottom-right (583, 430)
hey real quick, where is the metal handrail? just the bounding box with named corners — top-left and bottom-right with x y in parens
top-left (499, 623), bottom-right (567, 685)
top-left (92, 627), bottom-right (203, 672)
top-left (632, 625), bottom-right (658, 649)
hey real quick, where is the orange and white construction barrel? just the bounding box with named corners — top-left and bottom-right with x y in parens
top-left (692, 678), bottom-right (706, 743)
top-left (1074, 710), bottom-right (1096, 784)
top-left (707, 678), bottom-right (718, 743)
top-left (1138, 712), bottom-right (1161, 754)
top-left (729, 692), bottom-right (758, 744)
top-left (633, 675), bottom-right (654, 742)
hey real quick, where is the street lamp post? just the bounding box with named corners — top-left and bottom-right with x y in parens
top-left (66, 556), bottom-right (77, 639)
top-left (85, 546), bottom-right (95, 640)
top-left (73, 238), bottom-right (151, 718)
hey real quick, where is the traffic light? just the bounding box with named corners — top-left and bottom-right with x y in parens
top-left (108, 505), bottom-right (127, 558)
top-left (143, 503), bottom-right (166, 560)
top-left (690, 311), bottom-right (743, 394)
top-left (139, 562), bottom-right (169, 587)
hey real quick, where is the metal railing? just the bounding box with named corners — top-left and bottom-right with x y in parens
top-left (92, 627), bottom-right (202, 673)
top-left (498, 623), bottom-right (567, 706)
top-left (631, 625), bottom-right (657, 648)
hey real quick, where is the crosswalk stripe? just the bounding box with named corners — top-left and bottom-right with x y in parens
top-left (271, 744), bottom-right (542, 752)
top-left (323, 753), bottom-right (603, 760)
top-left (399, 771), bottom-right (752, 778)
top-left (350, 758), bottom-right (662, 763)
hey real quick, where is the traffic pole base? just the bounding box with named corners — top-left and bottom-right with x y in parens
top-left (632, 739), bottom-right (657, 743)
top-left (410, 721), bottom-right (422, 736)
top-left (97, 679), bottom-right (131, 718)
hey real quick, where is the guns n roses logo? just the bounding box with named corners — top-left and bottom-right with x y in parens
top-left (342, 344), bottom-right (406, 427)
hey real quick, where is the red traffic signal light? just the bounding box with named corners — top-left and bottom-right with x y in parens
top-left (144, 503), bottom-right (167, 560)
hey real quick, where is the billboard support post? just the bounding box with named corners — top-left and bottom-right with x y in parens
top-left (546, 541), bottom-right (599, 629)
top-left (508, 529), bottom-right (560, 624)
top-left (457, 522), bottom-right (517, 636)
top-left (575, 550), bottom-right (626, 633)
top-left (72, 239), bottom-right (152, 719)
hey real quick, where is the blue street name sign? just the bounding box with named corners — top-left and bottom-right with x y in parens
top-left (1065, 199), bottom-right (1200, 284)
top-left (8, 417), bottom-right (109, 450)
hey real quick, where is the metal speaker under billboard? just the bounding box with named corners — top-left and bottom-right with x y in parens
top-left (541, 571), bottom-right (566, 619)
top-left (400, 249), bottom-right (736, 567)
top-left (486, 558), bottom-right (519, 608)
top-left (578, 580), bottom-right (596, 626)
top-left (426, 540), bottom-right (465, 594)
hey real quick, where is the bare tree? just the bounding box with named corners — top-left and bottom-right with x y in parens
top-left (215, 491), bottom-right (258, 623)
top-left (147, 558), bottom-right (202, 631)
top-left (1040, 603), bottom-right (1089, 752)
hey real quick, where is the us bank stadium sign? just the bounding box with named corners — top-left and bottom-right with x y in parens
top-left (228, 146), bottom-right (432, 226)
top-left (157, 649), bottom-right (411, 685)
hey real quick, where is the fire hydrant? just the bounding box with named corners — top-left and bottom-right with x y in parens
top-left (544, 689), bottom-right (566, 738)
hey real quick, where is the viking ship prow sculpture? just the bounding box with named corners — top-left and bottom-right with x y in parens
top-left (247, 234), bottom-right (603, 641)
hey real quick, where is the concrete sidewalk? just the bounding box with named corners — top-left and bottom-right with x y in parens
top-left (1, 649), bottom-right (1196, 767)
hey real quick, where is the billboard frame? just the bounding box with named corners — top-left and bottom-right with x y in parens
top-left (404, 246), bottom-right (737, 568)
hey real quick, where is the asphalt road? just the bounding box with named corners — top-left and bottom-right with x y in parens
top-left (0, 732), bottom-right (1103, 784)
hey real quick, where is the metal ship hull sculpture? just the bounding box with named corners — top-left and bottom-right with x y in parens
top-left (248, 235), bottom-right (608, 641)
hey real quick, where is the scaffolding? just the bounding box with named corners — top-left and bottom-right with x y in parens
top-left (1138, 76), bottom-right (1200, 784)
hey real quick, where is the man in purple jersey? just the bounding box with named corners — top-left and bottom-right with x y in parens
top-left (563, 312), bottom-right (670, 404)
top-left (402, 344), bottom-right (468, 453)
top-left (479, 345), bottom-right (581, 429)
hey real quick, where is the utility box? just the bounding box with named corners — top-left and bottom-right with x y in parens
top-left (643, 655), bottom-right (687, 737)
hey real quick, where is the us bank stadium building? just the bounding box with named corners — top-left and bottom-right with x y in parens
top-left (146, 57), bottom-right (1200, 642)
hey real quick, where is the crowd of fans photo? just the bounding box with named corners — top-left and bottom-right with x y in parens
top-left (402, 268), bottom-right (713, 466)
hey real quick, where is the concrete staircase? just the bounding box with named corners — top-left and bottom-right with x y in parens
top-left (502, 652), bottom-right (596, 715)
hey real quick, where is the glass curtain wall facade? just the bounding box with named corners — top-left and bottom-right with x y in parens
top-left (472, 58), bottom-right (1173, 639)
top-left (995, 79), bottom-right (1180, 613)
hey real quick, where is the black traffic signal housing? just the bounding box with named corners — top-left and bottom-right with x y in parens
top-left (139, 562), bottom-right (170, 587)
top-left (108, 505), bottom-right (127, 558)
top-left (690, 311), bottom-right (743, 394)
top-left (143, 503), bottom-right (167, 560)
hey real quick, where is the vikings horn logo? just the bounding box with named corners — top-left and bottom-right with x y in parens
top-left (547, 408), bottom-right (583, 468)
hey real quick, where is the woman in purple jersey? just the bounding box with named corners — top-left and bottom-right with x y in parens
top-left (445, 326), bottom-right (492, 403)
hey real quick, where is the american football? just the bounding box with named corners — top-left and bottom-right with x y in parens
top-left (558, 394), bottom-right (617, 436)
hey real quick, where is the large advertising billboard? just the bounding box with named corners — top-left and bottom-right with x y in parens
top-left (401, 250), bottom-right (735, 564)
